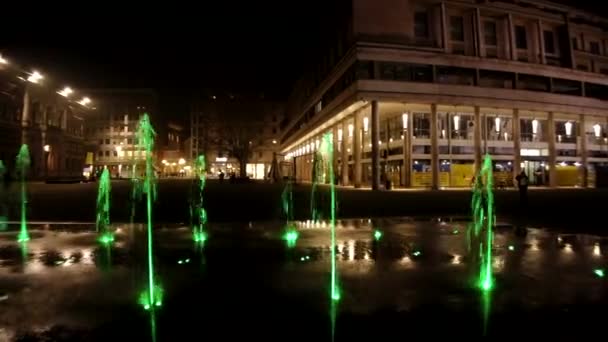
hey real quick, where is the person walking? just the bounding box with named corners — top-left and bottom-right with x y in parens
top-left (515, 171), bottom-right (529, 207)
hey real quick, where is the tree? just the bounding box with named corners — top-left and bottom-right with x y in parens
top-left (217, 120), bottom-right (261, 178)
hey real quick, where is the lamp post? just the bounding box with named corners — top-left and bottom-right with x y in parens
top-left (43, 144), bottom-right (50, 178)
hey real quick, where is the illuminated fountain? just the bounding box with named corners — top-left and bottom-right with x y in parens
top-left (281, 178), bottom-right (298, 248)
top-left (192, 155), bottom-right (207, 244)
top-left (16, 145), bottom-right (30, 243)
top-left (96, 168), bottom-right (114, 245)
top-left (470, 155), bottom-right (495, 292)
top-left (310, 133), bottom-right (340, 340)
top-left (469, 154), bottom-right (495, 335)
top-left (135, 114), bottom-right (163, 311)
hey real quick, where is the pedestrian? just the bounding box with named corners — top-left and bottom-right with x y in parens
top-left (219, 170), bottom-right (225, 183)
top-left (515, 171), bottom-right (529, 207)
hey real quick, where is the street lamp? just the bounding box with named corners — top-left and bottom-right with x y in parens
top-left (57, 87), bottom-right (73, 97)
top-left (78, 97), bottom-right (91, 106)
top-left (594, 123), bottom-right (602, 138)
top-left (43, 145), bottom-right (51, 178)
top-left (27, 71), bottom-right (44, 84)
top-left (178, 158), bottom-right (186, 165)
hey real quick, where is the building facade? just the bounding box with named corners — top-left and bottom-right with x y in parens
top-left (280, 0), bottom-right (608, 189)
top-left (160, 121), bottom-right (189, 177)
top-left (84, 89), bottom-right (158, 178)
top-left (190, 94), bottom-right (283, 179)
top-left (0, 66), bottom-right (88, 179)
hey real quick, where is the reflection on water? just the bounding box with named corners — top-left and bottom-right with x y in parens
top-left (0, 220), bottom-right (605, 274)
top-left (0, 218), bottom-right (607, 339)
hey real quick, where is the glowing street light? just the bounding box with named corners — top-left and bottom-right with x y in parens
top-left (594, 123), bottom-right (602, 138)
top-left (27, 70), bottom-right (44, 84)
top-left (565, 121), bottom-right (573, 136)
top-left (453, 114), bottom-right (460, 131)
top-left (43, 144), bottom-right (51, 152)
top-left (178, 158), bottom-right (186, 165)
top-left (161, 159), bottom-right (167, 165)
top-left (57, 86), bottom-right (73, 97)
top-left (0, 54), bottom-right (7, 65)
top-left (78, 97), bottom-right (91, 106)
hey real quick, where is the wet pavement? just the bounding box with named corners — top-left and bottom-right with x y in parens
top-left (0, 218), bottom-right (607, 340)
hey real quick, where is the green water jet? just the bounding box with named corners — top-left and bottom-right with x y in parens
top-left (310, 134), bottom-right (340, 340)
top-left (16, 145), bottom-right (30, 243)
top-left (470, 154), bottom-right (495, 292)
top-left (96, 168), bottom-right (114, 245)
top-left (282, 178), bottom-right (298, 248)
top-left (193, 155), bottom-right (208, 244)
top-left (135, 114), bottom-right (163, 310)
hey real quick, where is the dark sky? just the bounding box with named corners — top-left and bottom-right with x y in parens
top-left (2, 0), bottom-right (604, 121)
top-left (2, 1), bottom-right (340, 123)
top-left (2, 1), bottom-right (336, 98)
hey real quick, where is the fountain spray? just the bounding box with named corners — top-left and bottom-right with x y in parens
top-left (135, 114), bottom-right (163, 310)
top-left (16, 145), bottom-right (30, 243)
top-left (96, 168), bottom-right (114, 244)
top-left (282, 178), bottom-right (298, 248)
top-left (470, 155), bottom-right (495, 334)
top-left (193, 155), bottom-right (207, 244)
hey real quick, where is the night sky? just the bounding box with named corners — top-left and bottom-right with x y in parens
top-left (2, 0), bottom-right (604, 122)
top-left (2, 1), bottom-right (339, 122)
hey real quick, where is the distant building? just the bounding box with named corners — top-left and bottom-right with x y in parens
top-left (281, 0), bottom-right (608, 189)
top-left (190, 93), bottom-right (283, 179)
top-left (0, 66), bottom-right (88, 179)
top-left (84, 89), bottom-right (158, 178)
top-left (159, 121), bottom-right (188, 177)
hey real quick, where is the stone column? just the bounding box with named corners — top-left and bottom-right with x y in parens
top-left (341, 121), bottom-right (349, 186)
top-left (474, 106), bottom-right (482, 170)
top-left (507, 14), bottom-right (516, 61)
top-left (371, 101), bottom-right (380, 190)
top-left (440, 2), bottom-right (448, 53)
top-left (402, 112), bottom-right (412, 187)
top-left (513, 109), bottom-right (521, 178)
top-left (431, 104), bottom-right (439, 189)
top-left (332, 125), bottom-right (339, 181)
top-left (547, 112), bottom-right (557, 187)
top-left (537, 19), bottom-right (546, 64)
top-left (474, 8), bottom-right (482, 57)
top-left (565, 15), bottom-right (576, 69)
top-left (579, 114), bottom-right (588, 187)
top-left (353, 110), bottom-right (362, 188)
